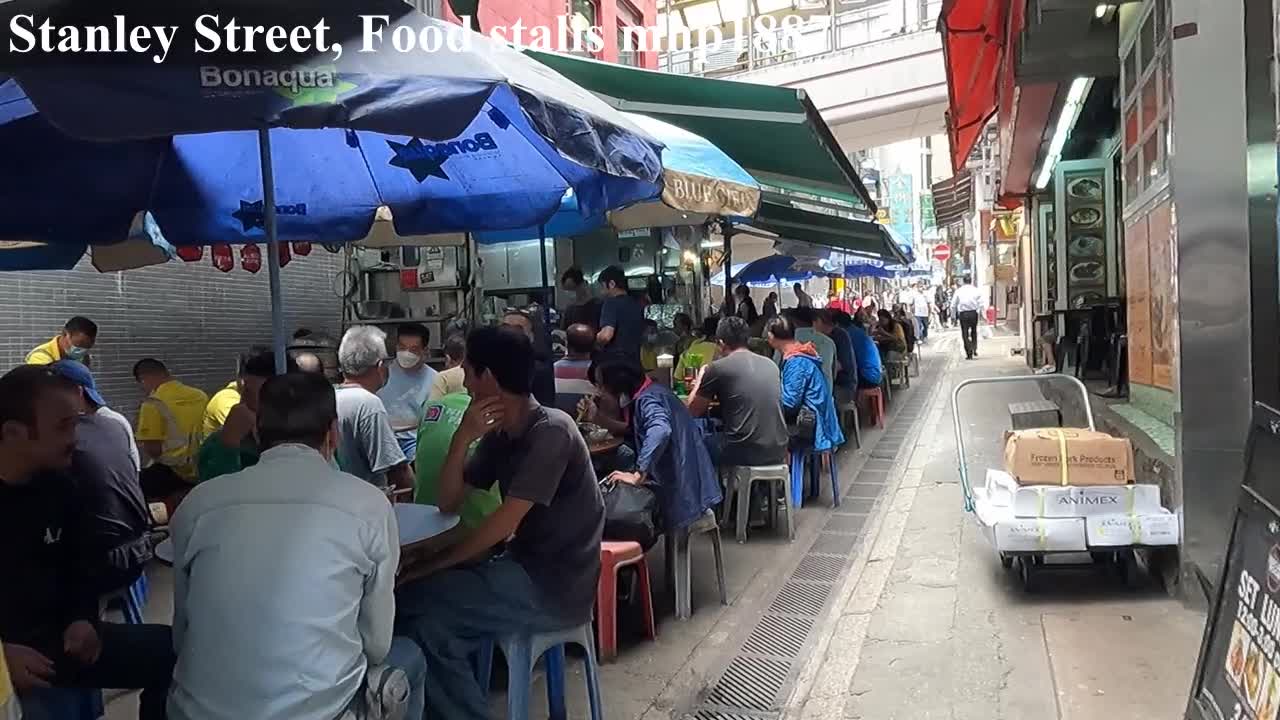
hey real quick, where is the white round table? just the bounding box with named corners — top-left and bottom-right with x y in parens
top-left (150, 505), bottom-right (459, 565)
top-left (396, 504), bottom-right (460, 548)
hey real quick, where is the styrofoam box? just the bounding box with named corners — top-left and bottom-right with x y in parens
top-left (973, 487), bottom-right (1088, 552)
top-left (985, 469), bottom-right (1164, 519)
top-left (1086, 512), bottom-right (1180, 547)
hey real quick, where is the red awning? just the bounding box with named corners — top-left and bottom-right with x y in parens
top-left (940, 0), bottom-right (1009, 173)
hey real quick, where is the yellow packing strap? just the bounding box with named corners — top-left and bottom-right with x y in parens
top-left (1051, 428), bottom-right (1069, 486)
top-left (1127, 486), bottom-right (1142, 542)
top-left (1037, 518), bottom-right (1047, 550)
top-left (1036, 487), bottom-right (1046, 517)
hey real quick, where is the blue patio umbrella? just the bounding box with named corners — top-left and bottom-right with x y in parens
top-left (0, 2), bottom-right (663, 369)
top-left (474, 111), bottom-right (760, 245)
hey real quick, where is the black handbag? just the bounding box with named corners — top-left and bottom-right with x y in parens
top-left (600, 477), bottom-right (661, 550)
top-left (783, 358), bottom-right (818, 444)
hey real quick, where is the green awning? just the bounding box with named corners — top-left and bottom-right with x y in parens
top-left (735, 200), bottom-right (909, 264)
top-left (526, 50), bottom-right (876, 214)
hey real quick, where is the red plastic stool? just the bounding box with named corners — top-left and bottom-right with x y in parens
top-left (598, 540), bottom-right (657, 662)
top-left (857, 387), bottom-right (886, 428)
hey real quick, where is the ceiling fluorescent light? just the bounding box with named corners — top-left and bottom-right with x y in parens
top-left (1094, 4), bottom-right (1109, 18)
top-left (1034, 77), bottom-right (1093, 190)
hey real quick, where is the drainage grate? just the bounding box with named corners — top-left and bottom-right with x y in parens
top-left (707, 656), bottom-right (791, 711)
top-left (840, 497), bottom-right (878, 513)
top-left (686, 712), bottom-right (773, 720)
top-left (855, 470), bottom-right (890, 484)
top-left (793, 554), bottom-right (847, 582)
top-left (810, 531), bottom-right (862, 555)
top-left (824, 513), bottom-right (867, 534)
top-left (769, 581), bottom-right (831, 616)
top-left (742, 614), bottom-right (814, 658)
top-left (869, 446), bottom-right (899, 459)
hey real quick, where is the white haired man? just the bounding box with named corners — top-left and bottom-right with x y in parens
top-left (336, 326), bottom-right (413, 490)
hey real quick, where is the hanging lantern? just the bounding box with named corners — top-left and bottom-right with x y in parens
top-left (241, 244), bottom-right (262, 273)
top-left (211, 244), bottom-right (234, 273)
top-left (278, 242), bottom-right (292, 268)
top-left (292, 241), bottom-right (312, 256)
top-left (176, 245), bottom-right (204, 262)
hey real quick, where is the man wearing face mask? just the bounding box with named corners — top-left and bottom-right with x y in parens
top-left (336, 326), bottom-right (413, 491)
top-left (377, 324), bottom-right (439, 461)
top-left (26, 316), bottom-right (98, 367)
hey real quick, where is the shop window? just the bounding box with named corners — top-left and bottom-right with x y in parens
top-left (569, 0), bottom-right (600, 57)
top-left (616, 0), bottom-right (643, 66)
top-left (1120, 0), bottom-right (1172, 212)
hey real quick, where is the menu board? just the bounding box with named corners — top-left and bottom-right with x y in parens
top-left (1061, 167), bottom-right (1109, 309)
top-left (1192, 424), bottom-right (1280, 720)
top-left (1147, 200), bottom-right (1175, 390)
top-left (1125, 215), bottom-right (1153, 387)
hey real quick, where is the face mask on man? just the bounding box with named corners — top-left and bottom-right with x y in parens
top-left (65, 345), bottom-right (90, 362)
top-left (395, 351), bottom-right (421, 370)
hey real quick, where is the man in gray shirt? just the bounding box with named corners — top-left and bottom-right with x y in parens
top-left (169, 372), bottom-right (425, 720)
top-left (689, 316), bottom-right (788, 467)
top-left (396, 326), bottom-right (604, 720)
top-left (336, 326), bottom-right (412, 490)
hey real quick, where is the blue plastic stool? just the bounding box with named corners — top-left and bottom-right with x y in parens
top-left (806, 450), bottom-right (840, 508)
top-left (474, 622), bottom-right (603, 720)
top-left (123, 572), bottom-right (149, 624)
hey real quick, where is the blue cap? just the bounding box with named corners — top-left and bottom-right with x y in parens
top-left (50, 360), bottom-right (107, 408)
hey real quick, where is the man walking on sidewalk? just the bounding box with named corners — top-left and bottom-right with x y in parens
top-left (952, 275), bottom-right (985, 360)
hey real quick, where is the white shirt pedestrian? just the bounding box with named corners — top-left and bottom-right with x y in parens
top-left (953, 284), bottom-right (985, 314)
top-left (912, 290), bottom-right (932, 319)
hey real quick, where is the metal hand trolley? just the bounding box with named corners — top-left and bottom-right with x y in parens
top-left (951, 374), bottom-right (1144, 592)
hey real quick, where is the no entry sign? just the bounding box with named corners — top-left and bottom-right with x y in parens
top-left (932, 243), bottom-right (952, 262)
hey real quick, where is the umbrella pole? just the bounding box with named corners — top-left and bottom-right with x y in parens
top-left (723, 222), bottom-right (734, 315)
top-left (257, 127), bottom-right (288, 375)
top-left (537, 225), bottom-right (551, 330)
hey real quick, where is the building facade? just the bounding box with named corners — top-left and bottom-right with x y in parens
top-left (435, 0), bottom-right (659, 68)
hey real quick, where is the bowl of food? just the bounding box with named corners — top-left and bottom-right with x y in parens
top-left (1069, 261), bottom-right (1104, 283)
top-left (1068, 177), bottom-right (1103, 200)
top-left (1069, 207), bottom-right (1103, 228)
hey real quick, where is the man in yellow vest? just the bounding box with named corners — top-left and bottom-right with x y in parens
top-left (132, 358), bottom-right (209, 501)
top-left (25, 316), bottom-right (97, 367)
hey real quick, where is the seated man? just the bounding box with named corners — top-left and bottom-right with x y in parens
top-left (378, 323), bottom-right (439, 460)
top-left (428, 335), bottom-right (467, 401)
top-left (814, 310), bottom-right (859, 406)
top-left (169, 372), bottom-right (426, 720)
top-left (133, 358), bottom-right (209, 500)
top-left (674, 316), bottom-right (721, 382)
top-left (0, 366), bottom-right (173, 720)
top-left (201, 378), bottom-right (240, 439)
top-left (845, 314), bottom-right (884, 389)
top-left (554, 323), bottom-right (597, 415)
top-left (598, 362), bottom-right (722, 534)
top-left (687, 316), bottom-right (788, 469)
top-left (773, 308), bottom-right (836, 391)
top-left (766, 316), bottom-right (845, 455)
top-left (197, 350), bottom-right (297, 483)
top-left (50, 361), bottom-right (154, 596)
top-left (396, 327), bottom-right (604, 720)
top-left (336, 326), bottom-right (412, 490)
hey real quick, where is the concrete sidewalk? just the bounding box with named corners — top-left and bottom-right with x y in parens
top-left (789, 335), bottom-right (1206, 720)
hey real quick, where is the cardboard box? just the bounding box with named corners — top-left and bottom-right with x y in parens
top-left (973, 488), bottom-right (1089, 552)
top-left (985, 469), bottom-right (1163, 518)
top-left (1086, 512), bottom-right (1180, 547)
top-left (1003, 428), bottom-right (1135, 486)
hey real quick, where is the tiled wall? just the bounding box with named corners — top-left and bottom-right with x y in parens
top-left (0, 251), bottom-right (346, 425)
